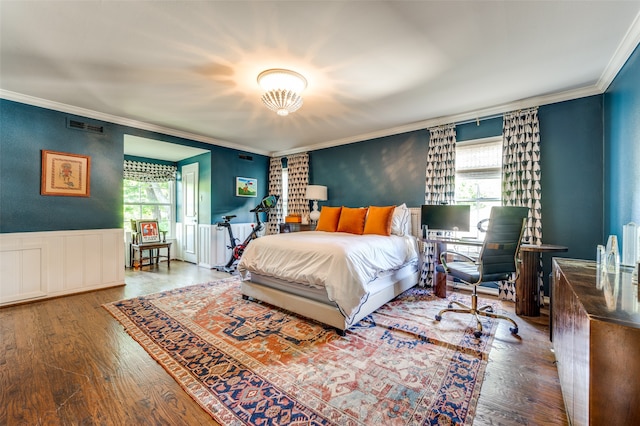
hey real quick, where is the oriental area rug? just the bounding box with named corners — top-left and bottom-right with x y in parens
top-left (103, 277), bottom-right (501, 425)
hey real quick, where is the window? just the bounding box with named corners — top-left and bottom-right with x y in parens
top-left (123, 179), bottom-right (175, 238)
top-left (455, 136), bottom-right (502, 237)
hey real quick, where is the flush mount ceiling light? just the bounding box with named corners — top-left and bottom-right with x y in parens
top-left (257, 68), bottom-right (307, 116)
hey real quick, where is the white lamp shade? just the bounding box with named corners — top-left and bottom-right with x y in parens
top-left (306, 185), bottom-right (327, 201)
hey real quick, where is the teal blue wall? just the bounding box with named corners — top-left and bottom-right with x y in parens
top-left (604, 43), bottom-right (640, 239)
top-left (0, 99), bottom-right (269, 233)
top-left (174, 149), bottom-right (269, 225)
top-left (307, 97), bottom-right (605, 295)
top-left (539, 96), bottom-right (604, 259)
top-left (210, 149), bottom-right (269, 224)
top-left (1, 100), bottom-right (123, 232)
top-left (309, 130), bottom-right (429, 208)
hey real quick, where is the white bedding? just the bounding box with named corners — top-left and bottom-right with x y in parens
top-left (237, 231), bottom-right (419, 323)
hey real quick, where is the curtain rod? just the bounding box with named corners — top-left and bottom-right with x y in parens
top-left (455, 113), bottom-right (504, 127)
top-left (455, 106), bottom-right (538, 127)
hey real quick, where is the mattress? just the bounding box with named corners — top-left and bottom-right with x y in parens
top-left (237, 231), bottom-right (419, 322)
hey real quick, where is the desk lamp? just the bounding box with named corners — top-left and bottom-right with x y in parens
top-left (306, 185), bottom-right (327, 223)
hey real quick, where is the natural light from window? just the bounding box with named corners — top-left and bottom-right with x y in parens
top-left (455, 136), bottom-right (503, 238)
top-left (123, 179), bottom-right (175, 238)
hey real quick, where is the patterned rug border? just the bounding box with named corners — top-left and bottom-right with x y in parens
top-left (103, 278), bottom-right (499, 425)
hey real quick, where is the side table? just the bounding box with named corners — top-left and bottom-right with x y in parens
top-left (516, 244), bottom-right (568, 316)
top-left (279, 223), bottom-right (313, 233)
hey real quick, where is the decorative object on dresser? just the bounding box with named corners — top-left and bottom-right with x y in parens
top-left (104, 277), bottom-right (502, 426)
top-left (434, 206), bottom-right (529, 337)
top-left (305, 184), bottom-right (327, 223)
top-left (553, 258), bottom-right (640, 426)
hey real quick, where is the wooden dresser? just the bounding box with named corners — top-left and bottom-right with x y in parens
top-left (552, 258), bottom-right (640, 426)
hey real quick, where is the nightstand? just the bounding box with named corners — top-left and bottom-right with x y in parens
top-left (279, 223), bottom-right (314, 233)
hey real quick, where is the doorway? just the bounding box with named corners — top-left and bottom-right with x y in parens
top-left (181, 162), bottom-right (199, 264)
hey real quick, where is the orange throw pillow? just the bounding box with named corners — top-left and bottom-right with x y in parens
top-left (363, 205), bottom-right (396, 236)
top-left (315, 206), bottom-right (342, 232)
top-left (337, 207), bottom-right (368, 235)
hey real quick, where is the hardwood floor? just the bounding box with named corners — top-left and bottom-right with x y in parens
top-left (0, 261), bottom-right (568, 425)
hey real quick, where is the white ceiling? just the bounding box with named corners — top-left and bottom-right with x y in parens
top-left (2, 1), bottom-right (640, 157)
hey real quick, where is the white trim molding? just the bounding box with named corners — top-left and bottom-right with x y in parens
top-left (0, 228), bottom-right (125, 306)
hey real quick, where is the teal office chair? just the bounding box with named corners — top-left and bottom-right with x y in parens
top-left (434, 206), bottom-right (528, 337)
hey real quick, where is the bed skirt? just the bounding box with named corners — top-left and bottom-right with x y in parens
top-left (240, 262), bottom-right (419, 334)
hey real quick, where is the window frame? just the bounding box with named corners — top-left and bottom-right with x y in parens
top-left (455, 136), bottom-right (503, 238)
top-left (123, 179), bottom-right (176, 239)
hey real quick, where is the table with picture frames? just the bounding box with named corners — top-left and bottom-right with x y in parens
top-left (130, 241), bottom-right (171, 269)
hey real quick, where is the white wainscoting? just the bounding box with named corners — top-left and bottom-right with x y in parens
top-left (0, 228), bottom-right (125, 306)
top-left (198, 223), bottom-right (256, 269)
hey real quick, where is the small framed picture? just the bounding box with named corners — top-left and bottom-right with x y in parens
top-left (41, 150), bottom-right (91, 197)
top-left (236, 177), bottom-right (257, 197)
top-left (137, 220), bottom-right (161, 243)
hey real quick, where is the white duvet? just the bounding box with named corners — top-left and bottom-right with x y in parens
top-left (237, 231), bottom-right (418, 323)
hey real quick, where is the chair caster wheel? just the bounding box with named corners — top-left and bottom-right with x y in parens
top-left (447, 303), bottom-right (453, 309)
top-left (485, 307), bottom-right (494, 313)
top-left (473, 331), bottom-right (483, 338)
top-left (510, 326), bottom-right (519, 335)
top-left (435, 314), bottom-right (442, 321)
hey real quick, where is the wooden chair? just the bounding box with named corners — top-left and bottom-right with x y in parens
top-left (434, 206), bottom-right (528, 337)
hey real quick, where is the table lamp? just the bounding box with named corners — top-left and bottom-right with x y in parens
top-left (306, 185), bottom-right (327, 223)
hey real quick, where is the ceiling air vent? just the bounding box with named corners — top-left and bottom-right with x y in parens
top-left (67, 118), bottom-right (104, 134)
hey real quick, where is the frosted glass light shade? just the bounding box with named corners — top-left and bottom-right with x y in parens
top-left (257, 69), bottom-right (307, 116)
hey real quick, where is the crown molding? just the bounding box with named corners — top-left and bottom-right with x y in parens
top-left (0, 90), bottom-right (272, 157)
top-left (597, 11), bottom-right (640, 92)
top-left (274, 84), bottom-right (602, 157)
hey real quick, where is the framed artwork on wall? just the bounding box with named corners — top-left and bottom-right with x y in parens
top-left (41, 150), bottom-right (91, 197)
top-left (137, 220), bottom-right (161, 243)
top-left (236, 177), bottom-right (257, 197)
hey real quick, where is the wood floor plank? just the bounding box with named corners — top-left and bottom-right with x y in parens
top-left (0, 261), bottom-right (568, 425)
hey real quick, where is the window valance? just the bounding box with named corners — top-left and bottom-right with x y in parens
top-left (124, 160), bottom-right (177, 182)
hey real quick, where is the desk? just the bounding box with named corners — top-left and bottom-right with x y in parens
top-left (425, 237), bottom-right (484, 298)
top-left (130, 242), bottom-right (171, 269)
top-left (424, 236), bottom-right (567, 316)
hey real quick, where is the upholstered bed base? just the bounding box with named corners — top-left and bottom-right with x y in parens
top-left (240, 262), bottom-right (419, 335)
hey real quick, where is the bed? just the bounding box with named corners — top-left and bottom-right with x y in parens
top-left (237, 204), bottom-right (422, 334)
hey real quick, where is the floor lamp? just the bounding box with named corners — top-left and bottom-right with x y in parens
top-left (306, 185), bottom-right (327, 223)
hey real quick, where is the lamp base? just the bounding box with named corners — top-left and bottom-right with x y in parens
top-left (310, 200), bottom-right (321, 223)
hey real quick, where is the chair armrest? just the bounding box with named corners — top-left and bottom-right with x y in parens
top-left (439, 250), bottom-right (478, 271)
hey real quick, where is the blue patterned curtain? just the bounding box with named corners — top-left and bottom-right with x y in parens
top-left (267, 157), bottom-right (285, 235)
top-left (267, 153), bottom-right (309, 235)
top-left (286, 153), bottom-right (310, 217)
top-left (501, 107), bottom-right (543, 301)
top-left (123, 160), bottom-right (176, 182)
top-left (420, 124), bottom-right (457, 287)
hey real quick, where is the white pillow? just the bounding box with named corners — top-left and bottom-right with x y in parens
top-left (391, 203), bottom-right (411, 236)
